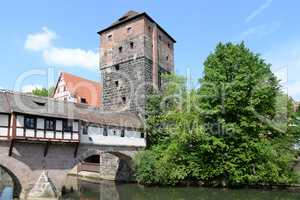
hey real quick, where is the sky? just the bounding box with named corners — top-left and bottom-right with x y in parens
top-left (0, 0), bottom-right (299, 100)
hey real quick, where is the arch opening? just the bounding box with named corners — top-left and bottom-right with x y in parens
top-left (0, 165), bottom-right (22, 198)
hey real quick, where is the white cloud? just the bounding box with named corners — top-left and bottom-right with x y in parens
top-left (21, 84), bottom-right (43, 93)
top-left (25, 27), bottom-right (56, 51)
top-left (246, 0), bottom-right (273, 22)
top-left (25, 27), bottom-right (98, 70)
top-left (43, 47), bottom-right (99, 70)
top-left (238, 22), bottom-right (281, 41)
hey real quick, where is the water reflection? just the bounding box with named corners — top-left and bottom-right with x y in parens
top-left (62, 177), bottom-right (300, 200)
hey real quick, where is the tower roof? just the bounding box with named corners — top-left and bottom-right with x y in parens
top-left (98, 10), bottom-right (176, 43)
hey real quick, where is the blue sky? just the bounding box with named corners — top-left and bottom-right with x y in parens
top-left (0, 0), bottom-right (299, 99)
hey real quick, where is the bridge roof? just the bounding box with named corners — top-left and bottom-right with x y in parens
top-left (0, 90), bottom-right (143, 129)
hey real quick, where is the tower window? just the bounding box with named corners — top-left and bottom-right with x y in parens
top-left (114, 64), bottom-right (120, 71)
top-left (119, 46), bottom-right (123, 53)
top-left (127, 27), bottom-right (132, 33)
top-left (148, 26), bottom-right (151, 32)
top-left (107, 34), bottom-right (112, 41)
top-left (159, 35), bottom-right (162, 40)
top-left (115, 80), bottom-right (119, 87)
top-left (168, 43), bottom-right (171, 48)
top-left (80, 98), bottom-right (87, 104)
top-left (166, 56), bottom-right (169, 61)
top-left (122, 96), bottom-right (126, 104)
top-left (130, 42), bottom-right (134, 49)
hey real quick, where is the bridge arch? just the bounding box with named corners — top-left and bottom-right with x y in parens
top-left (74, 148), bottom-right (136, 182)
top-left (0, 165), bottom-right (23, 198)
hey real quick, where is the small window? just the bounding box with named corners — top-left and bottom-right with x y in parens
top-left (159, 35), bottom-right (162, 40)
top-left (115, 64), bottom-right (120, 71)
top-left (108, 34), bottom-right (112, 41)
top-left (121, 129), bottom-right (125, 137)
top-left (115, 81), bottom-right (119, 87)
top-left (166, 56), bottom-right (169, 61)
top-left (119, 46), bottom-right (123, 53)
top-left (168, 43), bottom-right (171, 48)
top-left (127, 27), bottom-right (132, 33)
top-left (148, 26), bottom-right (151, 32)
top-left (82, 122), bottom-right (88, 135)
top-left (130, 42), bottom-right (134, 49)
top-left (103, 127), bottom-right (108, 136)
top-left (63, 120), bottom-right (73, 132)
top-left (45, 119), bottom-right (55, 131)
top-left (113, 130), bottom-right (116, 136)
top-left (81, 98), bottom-right (87, 104)
top-left (122, 97), bottom-right (126, 104)
top-left (24, 116), bottom-right (36, 129)
top-left (141, 132), bottom-right (145, 138)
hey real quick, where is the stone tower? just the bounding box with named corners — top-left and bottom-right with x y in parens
top-left (98, 11), bottom-right (176, 114)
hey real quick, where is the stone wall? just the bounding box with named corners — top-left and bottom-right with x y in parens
top-left (0, 140), bottom-right (141, 199)
top-left (101, 57), bottom-right (153, 114)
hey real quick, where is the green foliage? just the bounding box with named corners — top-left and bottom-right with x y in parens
top-left (135, 42), bottom-right (300, 187)
top-left (31, 87), bottom-right (54, 97)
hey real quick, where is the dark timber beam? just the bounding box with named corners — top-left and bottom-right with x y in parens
top-left (74, 143), bottom-right (79, 158)
top-left (44, 142), bottom-right (50, 157)
top-left (8, 139), bottom-right (15, 156)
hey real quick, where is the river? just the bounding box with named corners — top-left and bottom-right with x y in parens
top-left (1, 177), bottom-right (300, 199)
top-left (61, 178), bottom-right (300, 200)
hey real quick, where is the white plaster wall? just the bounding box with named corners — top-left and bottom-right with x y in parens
top-left (83, 135), bottom-right (146, 147)
top-left (73, 133), bottom-right (79, 140)
top-left (16, 128), bottom-right (24, 136)
top-left (56, 132), bottom-right (62, 139)
top-left (126, 130), bottom-right (141, 138)
top-left (73, 122), bottom-right (79, 132)
top-left (46, 131), bottom-right (54, 138)
top-left (0, 128), bottom-right (8, 136)
top-left (25, 129), bottom-right (35, 137)
top-left (37, 118), bottom-right (44, 129)
top-left (88, 126), bottom-right (103, 135)
top-left (0, 114), bottom-right (8, 126)
top-left (36, 130), bottom-right (44, 138)
top-left (64, 132), bottom-right (72, 140)
top-left (17, 115), bottom-right (24, 127)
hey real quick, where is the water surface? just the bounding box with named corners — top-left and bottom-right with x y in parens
top-left (62, 179), bottom-right (300, 200)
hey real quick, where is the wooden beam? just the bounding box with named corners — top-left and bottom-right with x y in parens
top-left (11, 113), bottom-right (17, 139)
top-left (8, 139), bottom-right (15, 157)
top-left (44, 141), bottom-right (50, 157)
top-left (74, 143), bottom-right (79, 158)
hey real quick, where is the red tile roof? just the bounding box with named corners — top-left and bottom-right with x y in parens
top-left (55, 72), bottom-right (102, 108)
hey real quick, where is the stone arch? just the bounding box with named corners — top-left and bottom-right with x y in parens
top-left (0, 165), bottom-right (22, 198)
top-left (74, 148), bottom-right (136, 182)
top-left (99, 151), bottom-right (135, 182)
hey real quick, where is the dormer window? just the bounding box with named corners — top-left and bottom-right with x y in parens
top-left (119, 46), bottom-right (123, 53)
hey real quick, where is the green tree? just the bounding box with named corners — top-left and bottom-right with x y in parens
top-left (198, 42), bottom-right (298, 185)
top-left (32, 87), bottom-right (54, 97)
top-left (135, 42), bottom-right (300, 187)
